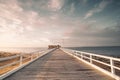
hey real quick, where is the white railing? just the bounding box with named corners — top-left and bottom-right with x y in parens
top-left (62, 48), bottom-right (120, 80)
top-left (0, 48), bottom-right (56, 80)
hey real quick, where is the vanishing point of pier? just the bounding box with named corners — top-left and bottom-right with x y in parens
top-left (4, 49), bottom-right (114, 80)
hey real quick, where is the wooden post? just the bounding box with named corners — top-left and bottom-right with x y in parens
top-left (110, 58), bottom-right (115, 75)
top-left (90, 54), bottom-right (92, 64)
top-left (31, 54), bottom-right (33, 61)
top-left (20, 54), bottom-right (22, 66)
top-left (81, 52), bottom-right (83, 59)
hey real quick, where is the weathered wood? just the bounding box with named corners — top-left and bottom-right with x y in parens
top-left (4, 49), bottom-right (115, 80)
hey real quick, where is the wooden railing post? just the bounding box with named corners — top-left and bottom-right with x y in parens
top-left (31, 54), bottom-right (33, 61)
top-left (20, 54), bottom-right (23, 66)
top-left (37, 52), bottom-right (39, 58)
top-left (110, 58), bottom-right (115, 75)
top-left (81, 52), bottom-right (83, 59)
top-left (90, 54), bottom-right (92, 64)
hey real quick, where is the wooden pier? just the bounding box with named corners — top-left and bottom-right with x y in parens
top-left (4, 49), bottom-right (115, 80)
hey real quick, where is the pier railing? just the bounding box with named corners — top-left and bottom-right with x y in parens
top-left (62, 48), bottom-right (120, 80)
top-left (0, 48), bottom-right (55, 80)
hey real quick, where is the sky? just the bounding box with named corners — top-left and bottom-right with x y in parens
top-left (0, 0), bottom-right (120, 47)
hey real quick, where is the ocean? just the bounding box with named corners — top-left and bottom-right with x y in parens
top-left (66, 46), bottom-right (120, 57)
top-left (0, 46), bottom-right (120, 57)
top-left (0, 47), bottom-right (47, 53)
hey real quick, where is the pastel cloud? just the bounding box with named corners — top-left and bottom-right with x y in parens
top-left (0, 0), bottom-right (50, 46)
top-left (0, 0), bottom-right (70, 47)
top-left (84, 0), bottom-right (111, 19)
top-left (48, 0), bottom-right (64, 11)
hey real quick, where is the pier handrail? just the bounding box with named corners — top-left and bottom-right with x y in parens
top-left (62, 48), bottom-right (120, 80)
top-left (0, 48), bottom-right (56, 80)
top-left (0, 51), bottom-right (43, 69)
top-left (0, 55), bottom-right (20, 62)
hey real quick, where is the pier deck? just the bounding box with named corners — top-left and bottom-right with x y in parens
top-left (4, 49), bottom-right (115, 80)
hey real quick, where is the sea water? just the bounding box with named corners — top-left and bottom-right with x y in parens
top-left (67, 46), bottom-right (120, 57)
top-left (0, 46), bottom-right (120, 57)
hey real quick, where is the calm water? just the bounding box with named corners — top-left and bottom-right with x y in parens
top-left (0, 47), bottom-right (47, 53)
top-left (0, 46), bottom-right (120, 57)
top-left (67, 46), bottom-right (120, 57)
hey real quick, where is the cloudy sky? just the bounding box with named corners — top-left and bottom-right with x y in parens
top-left (0, 0), bottom-right (120, 47)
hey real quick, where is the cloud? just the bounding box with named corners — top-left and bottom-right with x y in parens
top-left (0, 0), bottom-right (48, 33)
top-left (69, 3), bottom-right (75, 14)
top-left (19, 0), bottom-right (65, 12)
top-left (84, 0), bottom-right (112, 19)
top-left (61, 18), bottom-right (120, 47)
top-left (0, 0), bottom-right (49, 46)
top-left (48, 0), bottom-right (64, 11)
top-left (0, 0), bottom-right (72, 47)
